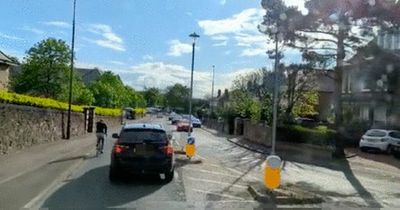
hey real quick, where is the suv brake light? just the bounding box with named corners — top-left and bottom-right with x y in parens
top-left (163, 144), bottom-right (173, 156)
top-left (114, 144), bottom-right (125, 154)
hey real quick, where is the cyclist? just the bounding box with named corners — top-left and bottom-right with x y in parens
top-left (95, 119), bottom-right (108, 153)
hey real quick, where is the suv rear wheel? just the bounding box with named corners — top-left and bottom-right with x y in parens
top-left (164, 170), bottom-right (174, 183)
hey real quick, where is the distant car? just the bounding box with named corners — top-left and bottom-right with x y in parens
top-left (171, 115), bottom-right (182, 125)
top-left (388, 131), bottom-right (400, 158)
top-left (294, 117), bottom-right (318, 126)
top-left (109, 123), bottom-right (174, 182)
top-left (192, 118), bottom-right (202, 128)
top-left (176, 119), bottom-right (193, 132)
top-left (168, 112), bottom-right (177, 121)
top-left (359, 129), bottom-right (399, 153)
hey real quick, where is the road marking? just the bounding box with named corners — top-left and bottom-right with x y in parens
top-left (191, 189), bottom-right (245, 200)
top-left (196, 153), bottom-right (207, 160)
top-left (182, 167), bottom-right (242, 178)
top-left (23, 154), bottom-right (88, 208)
top-left (186, 177), bottom-right (247, 189)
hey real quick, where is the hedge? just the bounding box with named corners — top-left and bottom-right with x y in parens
top-left (0, 90), bottom-right (123, 117)
top-left (277, 124), bottom-right (336, 146)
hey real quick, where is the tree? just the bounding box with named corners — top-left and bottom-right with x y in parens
top-left (164, 83), bottom-right (190, 111)
top-left (10, 38), bottom-right (71, 98)
top-left (58, 73), bottom-right (94, 105)
top-left (260, 0), bottom-right (400, 158)
top-left (143, 87), bottom-right (162, 107)
top-left (283, 64), bottom-right (318, 119)
top-left (89, 71), bottom-right (139, 108)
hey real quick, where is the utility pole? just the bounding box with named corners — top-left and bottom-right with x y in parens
top-left (210, 65), bottom-right (215, 116)
top-left (271, 32), bottom-right (279, 155)
top-left (66, 0), bottom-right (77, 139)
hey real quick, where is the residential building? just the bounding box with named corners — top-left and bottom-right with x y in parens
top-left (342, 32), bottom-right (400, 129)
top-left (0, 51), bottom-right (17, 90)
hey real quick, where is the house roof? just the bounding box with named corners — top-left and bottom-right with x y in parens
top-left (0, 50), bottom-right (17, 65)
top-left (74, 67), bottom-right (102, 85)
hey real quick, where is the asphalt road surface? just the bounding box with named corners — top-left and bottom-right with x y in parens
top-left (29, 116), bottom-right (270, 209)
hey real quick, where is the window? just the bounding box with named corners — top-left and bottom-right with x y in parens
top-left (366, 130), bottom-right (387, 137)
top-left (119, 129), bottom-right (167, 143)
top-left (389, 131), bottom-right (400, 139)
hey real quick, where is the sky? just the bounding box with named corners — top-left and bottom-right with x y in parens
top-left (0, 0), bottom-right (305, 98)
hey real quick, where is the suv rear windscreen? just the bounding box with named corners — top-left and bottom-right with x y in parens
top-left (119, 129), bottom-right (167, 143)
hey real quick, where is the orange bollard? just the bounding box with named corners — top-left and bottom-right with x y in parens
top-left (185, 144), bottom-right (196, 158)
top-left (264, 155), bottom-right (281, 190)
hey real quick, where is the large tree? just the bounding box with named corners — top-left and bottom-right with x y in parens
top-left (260, 0), bottom-right (400, 158)
top-left (11, 38), bottom-right (71, 98)
top-left (164, 83), bottom-right (190, 111)
top-left (143, 87), bottom-right (162, 107)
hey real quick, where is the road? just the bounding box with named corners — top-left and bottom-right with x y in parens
top-left (27, 116), bottom-right (270, 209)
top-left (2, 115), bottom-right (400, 209)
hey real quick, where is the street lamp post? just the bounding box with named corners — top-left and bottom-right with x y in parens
top-left (188, 32), bottom-right (199, 137)
top-left (66, 0), bottom-right (77, 139)
top-left (210, 65), bottom-right (215, 116)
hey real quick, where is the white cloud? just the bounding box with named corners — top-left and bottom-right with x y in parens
top-left (167, 40), bottom-right (193, 57)
top-left (0, 32), bottom-right (24, 41)
top-left (88, 24), bottom-right (125, 51)
top-left (109, 60), bottom-right (125, 65)
top-left (213, 40), bottom-right (228, 47)
top-left (198, 8), bottom-right (268, 57)
top-left (198, 8), bottom-right (263, 36)
top-left (20, 26), bottom-right (44, 35)
top-left (142, 55), bottom-right (154, 61)
top-left (43, 21), bottom-right (71, 28)
top-left (220, 0), bottom-right (227, 5)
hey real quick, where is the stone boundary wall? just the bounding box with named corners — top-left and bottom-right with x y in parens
top-left (0, 103), bottom-right (121, 154)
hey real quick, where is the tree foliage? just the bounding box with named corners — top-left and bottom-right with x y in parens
top-left (164, 83), bottom-right (190, 111)
top-left (11, 38), bottom-right (71, 98)
top-left (143, 87), bottom-right (162, 107)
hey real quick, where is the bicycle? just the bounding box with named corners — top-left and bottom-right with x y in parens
top-left (96, 134), bottom-right (106, 157)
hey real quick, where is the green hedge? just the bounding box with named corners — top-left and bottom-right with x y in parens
top-left (0, 90), bottom-right (122, 117)
top-left (277, 125), bottom-right (336, 146)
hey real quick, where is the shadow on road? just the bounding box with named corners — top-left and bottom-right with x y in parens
top-left (41, 165), bottom-right (163, 209)
top-left (346, 148), bottom-right (400, 170)
top-left (48, 155), bottom-right (87, 164)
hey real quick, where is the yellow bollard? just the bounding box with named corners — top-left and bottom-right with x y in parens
top-left (185, 144), bottom-right (196, 158)
top-left (264, 155), bottom-right (281, 190)
top-left (185, 136), bottom-right (196, 158)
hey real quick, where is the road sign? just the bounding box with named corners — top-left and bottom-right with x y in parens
top-left (186, 136), bottom-right (196, 158)
top-left (264, 155), bottom-right (281, 190)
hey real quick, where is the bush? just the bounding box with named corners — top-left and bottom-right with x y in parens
top-left (0, 90), bottom-right (121, 117)
top-left (277, 124), bottom-right (336, 146)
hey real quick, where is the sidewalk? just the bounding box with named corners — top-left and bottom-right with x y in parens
top-left (0, 116), bottom-right (150, 185)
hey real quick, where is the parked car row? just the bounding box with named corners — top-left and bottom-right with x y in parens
top-left (359, 129), bottom-right (400, 158)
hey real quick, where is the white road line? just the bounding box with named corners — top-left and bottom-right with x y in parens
top-left (196, 153), bottom-right (207, 160)
top-left (186, 177), bottom-right (247, 189)
top-left (191, 189), bottom-right (245, 200)
top-left (182, 167), bottom-right (242, 178)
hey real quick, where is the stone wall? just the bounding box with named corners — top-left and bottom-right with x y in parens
top-left (203, 118), bottom-right (228, 134)
top-left (242, 119), bottom-right (272, 147)
top-left (0, 103), bottom-right (121, 154)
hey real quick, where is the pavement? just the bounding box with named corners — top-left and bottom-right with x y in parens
top-left (1, 116), bottom-right (400, 209)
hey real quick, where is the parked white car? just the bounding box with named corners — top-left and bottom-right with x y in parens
top-left (359, 129), bottom-right (400, 153)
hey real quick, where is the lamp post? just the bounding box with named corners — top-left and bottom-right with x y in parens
top-left (210, 65), bottom-right (215, 116)
top-left (66, 0), bottom-right (77, 139)
top-left (188, 32), bottom-right (199, 137)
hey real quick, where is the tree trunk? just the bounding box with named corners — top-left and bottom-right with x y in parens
top-left (333, 27), bottom-right (346, 159)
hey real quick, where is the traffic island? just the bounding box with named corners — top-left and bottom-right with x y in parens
top-left (247, 182), bottom-right (323, 205)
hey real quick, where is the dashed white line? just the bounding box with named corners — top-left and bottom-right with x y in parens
top-left (187, 177), bottom-right (247, 189)
top-left (182, 167), bottom-right (242, 178)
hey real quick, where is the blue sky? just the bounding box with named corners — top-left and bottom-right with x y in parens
top-left (0, 0), bottom-right (304, 97)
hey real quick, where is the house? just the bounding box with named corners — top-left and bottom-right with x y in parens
top-left (0, 50), bottom-right (17, 90)
top-left (75, 67), bottom-right (101, 86)
top-left (341, 31), bottom-right (400, 129)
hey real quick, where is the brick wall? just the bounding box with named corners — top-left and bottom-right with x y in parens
top-left (0, 64), bottom-right (10, 90)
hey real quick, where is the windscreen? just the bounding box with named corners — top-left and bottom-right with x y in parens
top-left (366, 130), bottom-right (386, 137)
top-left (119, 129), bottom-right (167, 143)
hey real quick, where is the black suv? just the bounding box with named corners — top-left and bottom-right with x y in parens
top-left (110, 123), bottom-right (174, 182)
